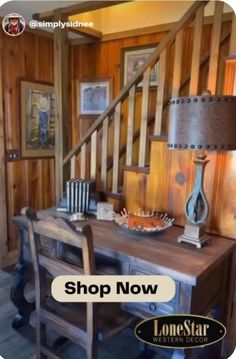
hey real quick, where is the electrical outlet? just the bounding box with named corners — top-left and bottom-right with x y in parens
top-left (6, 149), bottom-right (20, 162)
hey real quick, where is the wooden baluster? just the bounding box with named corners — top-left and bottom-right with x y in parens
top-left (126, 86), bottom-right (135, 166)
top-left (171, 29), bottom-right (183, 98)
top-left (139, 68), bottom-right (150, 167)
top-left (112, 103), bottom-right (121, 193)
top-left (70, 155), bottom-right (76, 179)
top-left (189, 5), bottom-right (204, 95)
top-left (229, 15), bottom-right (236, 55)
top-left (101, 117), bottom-right (108, 191)
top-left (154, 49), bottom-right (166, 135)
top-left (90, 131), bottom-right (97, 179)
top-left (207, 1), bottom-right (223, 94)
top-left (80, 143), bottom-right (86, 179)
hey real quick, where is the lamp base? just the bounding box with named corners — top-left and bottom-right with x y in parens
top-left (177, 223), bottom-right (210, 248)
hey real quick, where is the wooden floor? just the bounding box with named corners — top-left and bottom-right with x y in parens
top-left (0, 268), bottom-right (35, 359)
top-left (0, 268), bottom-right (173, 359)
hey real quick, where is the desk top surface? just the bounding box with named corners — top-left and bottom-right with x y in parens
top-left (13, 208), bottom-right (236, 286)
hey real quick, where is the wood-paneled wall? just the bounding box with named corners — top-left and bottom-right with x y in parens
top-left (1, 30), bottom-right (55, 252)
top-left (1, 16), bottom-right (234, 255)
top-left (124, 138), bottom-right (236, 240)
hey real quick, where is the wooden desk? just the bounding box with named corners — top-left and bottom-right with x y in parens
top-left (11, 209), bottom-right (236, 359)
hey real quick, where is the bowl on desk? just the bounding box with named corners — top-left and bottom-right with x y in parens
top-left (113, 209), bottom-right (174, 234)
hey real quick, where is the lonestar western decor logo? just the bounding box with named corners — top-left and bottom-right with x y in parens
top-left (135, 315), bottom-right (226, 349)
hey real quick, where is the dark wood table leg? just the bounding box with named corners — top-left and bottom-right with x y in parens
top-left (10, 261), bottom-right (35, 329)
top-left (171, 283), bottom-right (193, 359)
top-left (172, 349), bottom-right (192, 359)
top-left (135, 343), bottom-right (155, 359)
top-left (10, 227), bottom-right (35, 329)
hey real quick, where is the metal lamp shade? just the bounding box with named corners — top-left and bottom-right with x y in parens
top-left (168, 95), bottom-right (236, 151)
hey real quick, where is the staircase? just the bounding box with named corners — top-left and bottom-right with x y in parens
top-left (63, 1), bottom-right (236, 212)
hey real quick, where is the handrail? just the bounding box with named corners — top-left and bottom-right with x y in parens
top-left (63, 0), bottom-right (208, 166)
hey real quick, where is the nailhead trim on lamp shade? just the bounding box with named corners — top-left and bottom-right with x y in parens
top-left (168, 95), bottom-right (236, 151)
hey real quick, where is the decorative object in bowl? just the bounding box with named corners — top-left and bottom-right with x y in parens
top-left (113, 208), bottom-right (174, 234)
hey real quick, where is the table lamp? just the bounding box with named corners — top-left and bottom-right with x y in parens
top-left (167, 93), bottom-right (236, 248)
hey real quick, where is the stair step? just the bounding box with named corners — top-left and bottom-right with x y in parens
top-left (122, 165), bottom-right (150, 174)
top-left (149, 135), bottom-right (167, 142)
top-left (103, 191), bottom-right (124, 212)
top-left (104, 191), bottom-right (124, 199)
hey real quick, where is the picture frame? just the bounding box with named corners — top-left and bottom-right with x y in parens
top-left (78, 77), bottom-right (113, 116)
top-left (20, 80), bottom-right (55, 158)
top-left (97, 202), bottom-right (114, 221)
top-left (121, 44), bottom-right (159, 88)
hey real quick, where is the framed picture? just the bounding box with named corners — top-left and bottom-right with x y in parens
top-left (121, 44), bottom-right (159, 87)
top-left (78, 77), bottom-right (113, 116)
top-left (20, 80), bottom-right (55, 158)
top-left (97, 202), bottom-right (114, 221)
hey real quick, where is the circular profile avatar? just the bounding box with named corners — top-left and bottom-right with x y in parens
top-left (2, 13), bottom-right (25, 36)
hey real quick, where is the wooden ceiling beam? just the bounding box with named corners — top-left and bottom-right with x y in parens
top-left (69, 26), bottom-right (102, 40)
top-left (33, 1), bottom-right (131, 22)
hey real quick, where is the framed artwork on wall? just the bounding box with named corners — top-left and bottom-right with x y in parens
top-left (121, 44), bottom-right (159, 87)
top-left (78, 77), bottom-right (113, 117)
top-left (20, 80), bottom-right (55, 158)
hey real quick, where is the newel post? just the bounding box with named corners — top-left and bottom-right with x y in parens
top-left (53, 9), bottom-right (70, 204)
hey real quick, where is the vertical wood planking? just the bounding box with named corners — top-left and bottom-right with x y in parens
top-left (229, 15), bottom-right (236, 55)
top-left (54, 9), bottom-right (69, 204)
top-left (207, 1), bottom-right (223, 94)
top-left (49, 158), bottom-right (55, 207)
top-left (223, 60), bottom-right (236, 95)
top-left (70, 155), bottom-right (76, 179)
top-left (171, 29), bottom-right (183, 98)
top-left (205, 2), bottom-right (224, 236)
top-left (80, 143), bottom-right (86, 179)
top-left (146, 140), bottom-right (169, 212)
top-left (101, 117), bottom-right (108, 190)
top-left (0, 32), bottom-right (8, 265)
top-left (3, 31), bottom-right (55, 255)
top-left (37, 159), bottom-right (43, 209)
top-left (90, 131), bottom-right (97, 179)
top-left (154, 49), bottom-right (166, 135)
top-left (112, 103), bottom-right (121, 193)
top-left (126, 86), bottom-right (135, 166)
top-left (138, 68), bottom-right (150, 166)
top-left (189, 5), bottom-right (204, 95)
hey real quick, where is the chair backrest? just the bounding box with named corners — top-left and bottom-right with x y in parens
top-left (21, 207), bottom-right (97, 355)
top-left (22, 207), bottom-right (96, 279)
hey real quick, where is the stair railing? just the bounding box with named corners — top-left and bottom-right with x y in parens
top-left (64, 0), bottom-right (235, 194)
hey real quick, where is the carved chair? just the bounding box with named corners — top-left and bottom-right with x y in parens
top-left (22, 207), bottom-right (135, 359)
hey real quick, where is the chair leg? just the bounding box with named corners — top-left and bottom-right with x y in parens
top-left (36, 318), bottom-right (41, 359)
top-left (135, 344), bottom-right (155, 359)
top-left (41, 323), bottom-right (47, 358)
top-left (87, 339), bottom-right (97, 359)
top-left (36, 319), bottom-right (47, 359)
